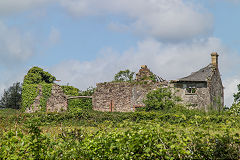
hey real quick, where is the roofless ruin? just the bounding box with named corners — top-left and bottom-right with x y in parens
top-left (92, 52), bottom-right (224, 112)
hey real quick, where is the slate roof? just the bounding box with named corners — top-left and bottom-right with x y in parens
top-left (177, 64), bottom-right (213, 82)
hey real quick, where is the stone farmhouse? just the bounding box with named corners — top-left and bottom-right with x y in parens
top-left (92, 52), bottom-right (224, 112)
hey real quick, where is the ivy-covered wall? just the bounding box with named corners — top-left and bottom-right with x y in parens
top-left (23, 84), bottom-right (53, 113)
top-left (22, 66), bottom-right (68, 113)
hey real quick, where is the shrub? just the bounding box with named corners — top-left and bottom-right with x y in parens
top-left (143, 87), bottom-right (180, 111)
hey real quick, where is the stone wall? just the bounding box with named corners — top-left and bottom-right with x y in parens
top-left (25, 84), bottom-right (68, 113)
top-left (208, 69), bottom-right (224, 109)
top-left (46, 84), bottom-right (68, 112)
top-left (92, 82), bottom-right (163, 112)
top-left (172, 83), bottom-right (211, 111)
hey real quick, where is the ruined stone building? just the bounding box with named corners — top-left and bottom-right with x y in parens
top-left (92, 52), bottom-right (224, 112)
top-left (92, 65), bottom-right (167, 112)
top-left (172, 52), bottom-right (224, 111)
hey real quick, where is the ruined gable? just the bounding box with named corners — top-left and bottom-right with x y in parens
top-left (25, 84), bottom-right (68, 113)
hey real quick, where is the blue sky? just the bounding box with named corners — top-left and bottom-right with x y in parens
top-left (0, 0), bottom-right (240, 107)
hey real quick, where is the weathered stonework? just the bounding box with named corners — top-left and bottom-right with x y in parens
top-left (208, 68), bottom-right (224, 110)
top-left (93, 82), bottom-right (166, 112)
top-left (25, 84), bottom-right (68, 113)
top-left (46, 84), bottom-right (68, 112)
top-left (172, 82), bottom-right (211, 111)
top-left (136, 65), bottom-right (153, 82)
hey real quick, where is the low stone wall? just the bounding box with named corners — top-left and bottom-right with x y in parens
top-left (92, 82), bottom-right (163, 112)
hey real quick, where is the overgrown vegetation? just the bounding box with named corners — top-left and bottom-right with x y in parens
top-left (2, 67), bottom-right (240, 159)
top-left (22, 67), bottom-right (55, 111)
top-left (1, 106), bottom-right (240, 159)
top-left (23, 66), bottom-right (56, 85)
top-left (62, 85), bottom-right (94, 111)
top-left (143, 87), bottom-right (181, 111)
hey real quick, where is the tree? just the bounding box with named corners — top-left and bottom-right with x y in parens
top-left (0, 82), bottom-right (22, 109)
top-left (233, 84), bottom-right (240, 104)
top-left (23, 66), bottom-right (56, 85)
top-left (114, 69), bottom-right (135, 82)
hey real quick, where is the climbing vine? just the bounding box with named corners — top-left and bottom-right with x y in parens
top-left (22, 67), bottom-right (55, 112)
top-left (21, 84), bottom-right (39, 111)
top-left (40, 84), bottom-right (52, 112)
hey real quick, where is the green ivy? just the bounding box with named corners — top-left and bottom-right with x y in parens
top-left (40, 84), bottom-right (52, 112)
top-left (22, 84), bottom-right (53, 112)
top-left (21, 84), bottom-right (39, 112)
top-left (23, 67), bottom-right (56, 85)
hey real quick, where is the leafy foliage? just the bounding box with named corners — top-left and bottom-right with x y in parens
top-left (233, 84), bottom-right (240, 103)
top-left (114, 69), bottom-right (135, 82)
top-left (143, 87), bottom-right (180, 111)
top-left (22, 67), bottom-right (55, 112)
top-left (61, 85), bottom-right (80, 96)
top-left (21, 84), bottom-right (52, 112)
top-left (23, 66), bottom-right (56, 85)
top-left (62, 86), bottom-right (95, 110)
top-left (1, 112), bottom-right (240, 159)
top-left (0, 82), bottom-right (22, 109)
top-left (40, 84), bottom-right (52, 111)
top-left (21, 84), bottom-right (39, 111)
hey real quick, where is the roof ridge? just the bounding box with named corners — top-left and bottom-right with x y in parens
top-left (178, 63), bottom-right (213, 82)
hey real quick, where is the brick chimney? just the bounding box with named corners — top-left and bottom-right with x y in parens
top-left (211, 52), bottom-right (219, 69)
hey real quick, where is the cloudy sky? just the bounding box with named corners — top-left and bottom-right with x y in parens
top-left (0, 0), bottom-right (240, 107)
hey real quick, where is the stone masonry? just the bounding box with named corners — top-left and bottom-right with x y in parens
top-left (93, 82), bottom-right (164, 112)
top-left (46, 84), bottom-right (68, 112)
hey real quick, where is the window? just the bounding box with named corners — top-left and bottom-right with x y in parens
top-left (186, 87), bottom-right (196, 94)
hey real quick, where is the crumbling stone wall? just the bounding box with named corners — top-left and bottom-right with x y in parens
top-left (92, 82), bottom-right (163, 112)
top-left (46, 84), bottom-right (68, 112)
top-left (25, 84), bottom-right (68, 113)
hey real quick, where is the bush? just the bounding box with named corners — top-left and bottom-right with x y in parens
top-left (62, 86), bottom-right (95, 110)
top-left (0, 82), bottom-right (22, 109)
top-left (143, 87), bottom-right (180, 111)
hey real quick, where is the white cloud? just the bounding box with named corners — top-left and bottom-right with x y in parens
top-left (50, 37), bottom-right (239, 107)
top-left (60, 0), bottom-right (213, 41)
top-left (0, 22), bottom-right (35, 66)
top-left (0, 0), bottom-right (55, 16)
